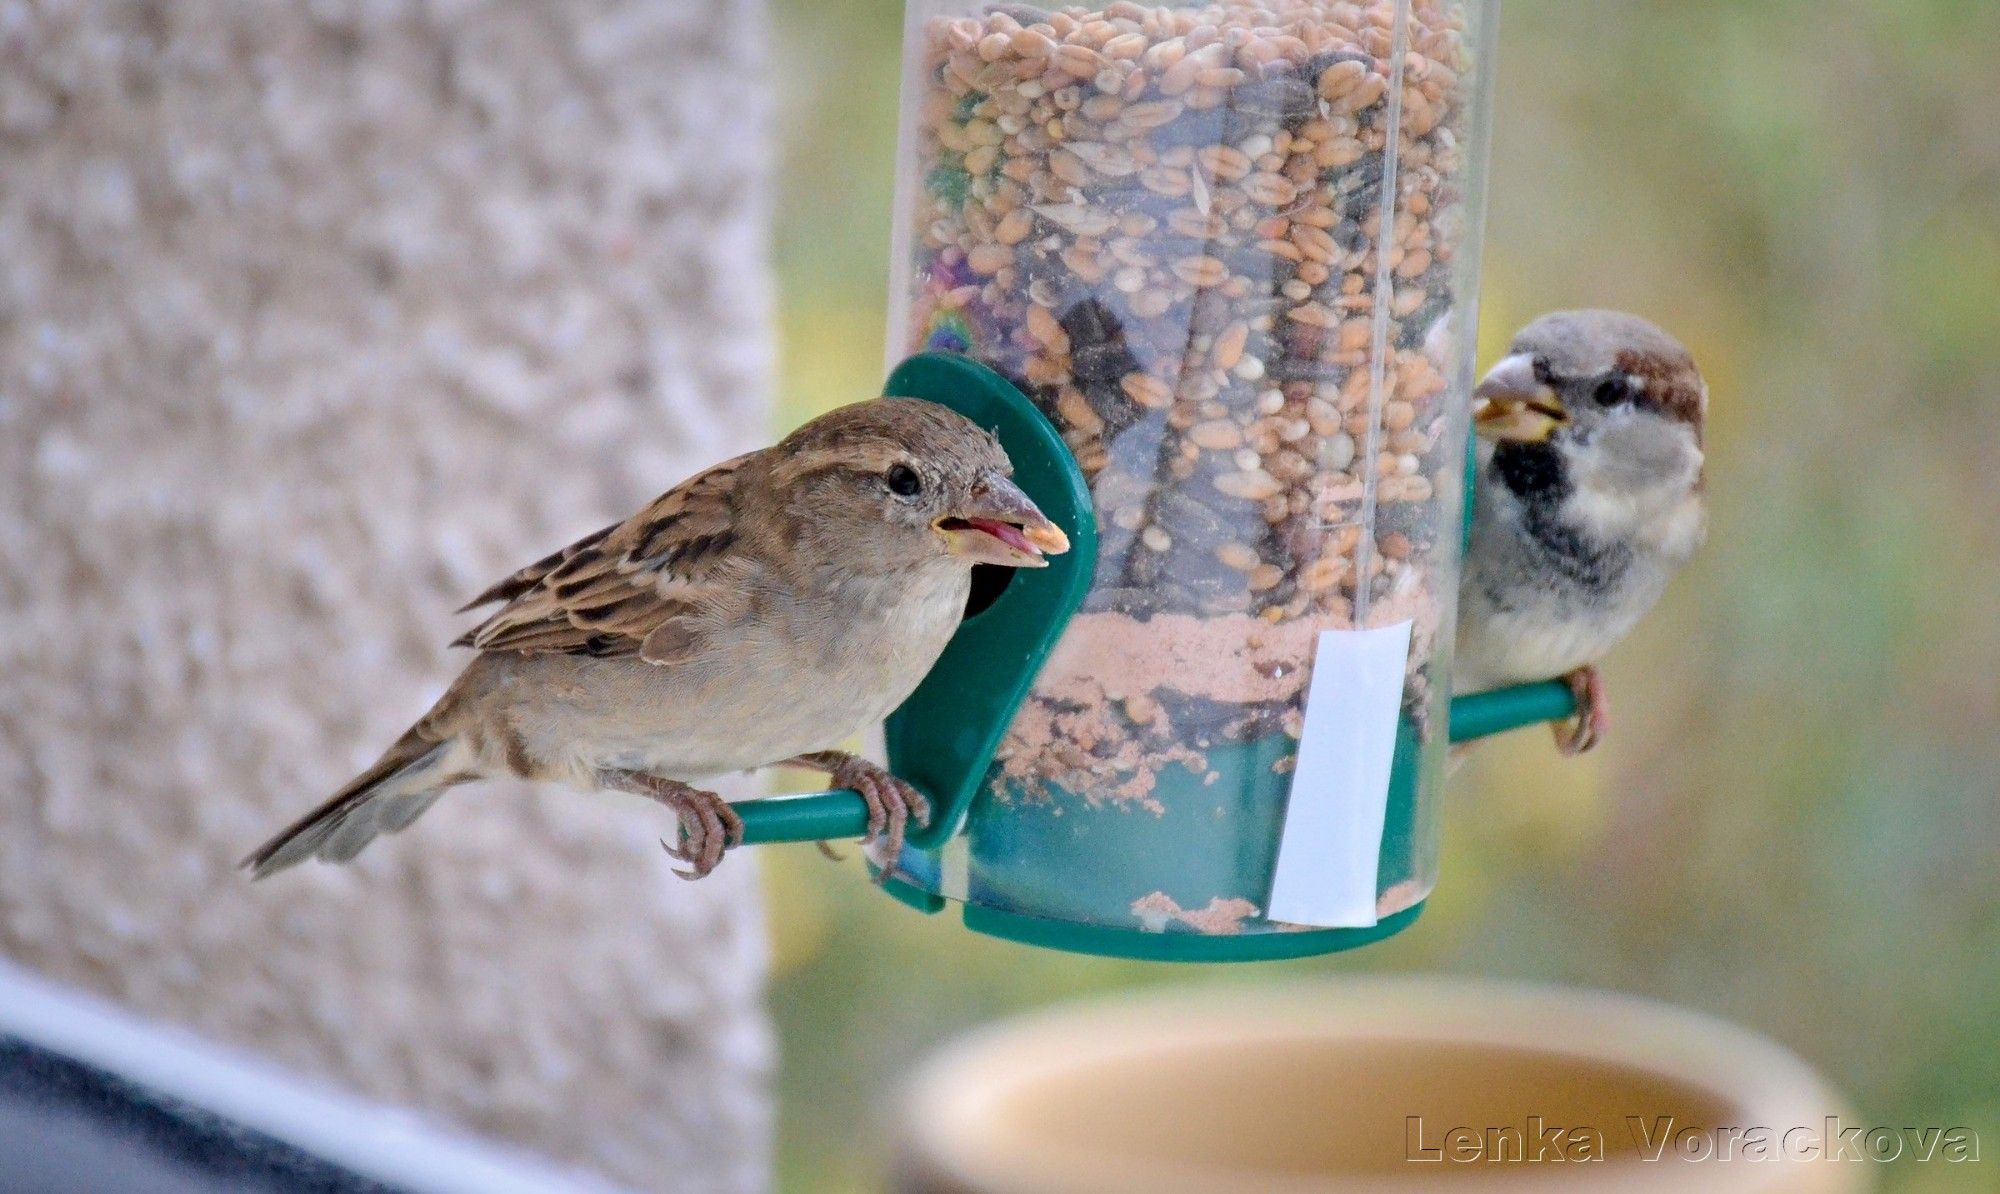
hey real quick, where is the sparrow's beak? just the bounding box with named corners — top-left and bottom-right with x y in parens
top-left (933, 475), bottom-right (1070, 569)
top-left (1473, 352), bottom-right (1568, 444)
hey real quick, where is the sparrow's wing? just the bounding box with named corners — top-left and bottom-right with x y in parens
top-left (453, 453), bottom-right (761, 664)
top-left (453, 521), bottom-right (620, 614)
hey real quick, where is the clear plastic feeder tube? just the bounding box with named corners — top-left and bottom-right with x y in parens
top-left (888, 0), bottom-right (1497, 940)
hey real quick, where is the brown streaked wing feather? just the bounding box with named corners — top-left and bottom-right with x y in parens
top-left (453, 453), bottom-right (759, 660)
top-left (455, 520), bottom-right (619, 613)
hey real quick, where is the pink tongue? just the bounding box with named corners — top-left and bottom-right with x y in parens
top-left (966, 517), bottom-right (1037, 555)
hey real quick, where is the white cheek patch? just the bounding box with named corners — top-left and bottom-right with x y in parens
top-left (1568, 416), bottom-right (1702, 537)
top-left (1566, 474), bottom-right (1643, 538)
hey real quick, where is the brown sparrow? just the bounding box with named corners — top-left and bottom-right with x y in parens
top-left (1455, 310), bottom-right (1707, 754)
top-left (245, 398), bottom-right (1068, 880)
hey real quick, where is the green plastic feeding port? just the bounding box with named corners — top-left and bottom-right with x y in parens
top-left (730, 355), bottom-right (1574, 962)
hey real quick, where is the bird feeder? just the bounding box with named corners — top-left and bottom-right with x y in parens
top-left (731, 0), bottom-right (1563, 961)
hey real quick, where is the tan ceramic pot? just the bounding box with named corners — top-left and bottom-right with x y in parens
top-left (897, 978), bottom-right (1869, 1194)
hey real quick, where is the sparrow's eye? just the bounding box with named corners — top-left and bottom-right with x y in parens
top-left (1531, 356), bottom-right (1555, 385)
top-left (885, 464), bottom-right (923, 498)
top-left (1591, 375), bottom-right (1634, 406)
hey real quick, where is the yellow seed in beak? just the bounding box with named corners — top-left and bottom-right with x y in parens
top-left (1473, 396), bottom-right (1568, 443)
top-left (1023, 520), bottom-right (1070, 554)
top-left (1473, 352), bottom-right (1567, 443)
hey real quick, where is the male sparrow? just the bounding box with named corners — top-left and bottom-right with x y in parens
top-left (245, 398), bottom-right (1068, 880)
top-left (1454, 310), bottom-right (1707, 754)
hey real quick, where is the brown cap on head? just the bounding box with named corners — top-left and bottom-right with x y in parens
top-left (775, 396), bottom-right (1012, 481)
top-left (1511, 309), bottom-right (1706, 437)
top-left (767, 397), bottom-right (1067, 571)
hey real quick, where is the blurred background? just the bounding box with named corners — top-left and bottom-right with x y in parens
top-left (764, 1), bottom-right (2000, 1190)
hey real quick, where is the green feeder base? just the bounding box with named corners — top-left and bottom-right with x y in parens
top-left (960, 901), bottom-right (1426, 962)
top-left (870, 859), bottom-right (1423, 962)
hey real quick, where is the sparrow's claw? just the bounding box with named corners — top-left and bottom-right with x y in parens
top-left (1553, 665), bottom-right (1610, 756)
top-left (786, 752), bottom-right (931, 884)
top-left (602, 770), bottom-right (741, 879)
top-left (667, 789), bottom-right (743, 879)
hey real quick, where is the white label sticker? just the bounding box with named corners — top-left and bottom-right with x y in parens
top-left (1265, 621), bottom-right (1413, 928)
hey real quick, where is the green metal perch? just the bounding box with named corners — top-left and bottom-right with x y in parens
top-left (735, 679), bottom-right (1579, 846)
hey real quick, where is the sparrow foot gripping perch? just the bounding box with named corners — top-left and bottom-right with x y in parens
top-left (1555, 666), bottom-right (1610, 757)
top-left (784, 751), bottom-right (931, 882)
top-left (599, 770), bottom-right (743, 880)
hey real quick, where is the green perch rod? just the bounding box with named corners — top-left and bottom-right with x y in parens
top-left (735, 680), bottom-right (1576, 847)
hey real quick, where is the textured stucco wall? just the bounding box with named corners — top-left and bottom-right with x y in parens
top-left (0, 3), bottom-right (773, 1190)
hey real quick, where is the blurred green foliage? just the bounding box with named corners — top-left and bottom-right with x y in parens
top-left (765, 1), bottom-right (2000, 1189)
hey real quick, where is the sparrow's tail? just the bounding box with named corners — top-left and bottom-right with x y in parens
top-left (241, 732), bottom-right (458, 880)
